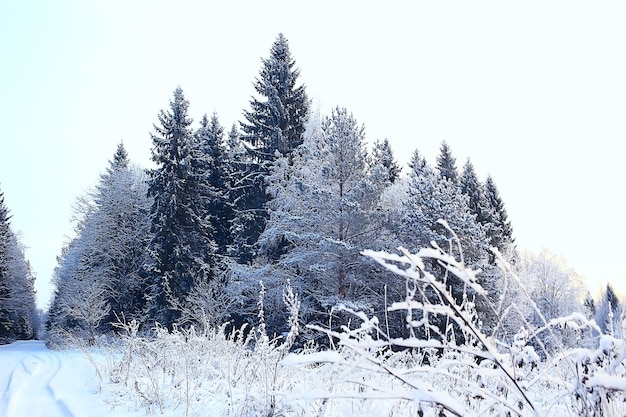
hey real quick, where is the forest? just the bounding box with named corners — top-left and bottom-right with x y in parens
top-left (1, 34), bottom-right (625, 416)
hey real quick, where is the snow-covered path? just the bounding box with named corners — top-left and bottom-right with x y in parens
top-left (0, 341), bottom-right (141, 417)
top-left (0, 341), bottom-right (73, 417)
top-left (0, 341), bottom-right (80, 417)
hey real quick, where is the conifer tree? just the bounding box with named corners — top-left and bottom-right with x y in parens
top-left (145, 88), bottom-right (217, 328)
top-left (232, 33), bottom-right (309, 263)
top-left (460, 159), bottom-right (488, 223)
top-left (371, 138), bottom-right (401, 183)
top-left (595, 283), bottom-right (622, 335)
top-left (46, 143), bottom-right (151, 343)
top-left (0, 187), bottom-right (38, 343)
top-left (436, 140), bottom-right (458, 183)
top-left (196, 112), bottom-right (231, 255)
top-left (0, 188), bottom-right (13, 341)
top-left (241, 33), bottom-right (309, 159)
top-left (401, 150), bottom-right (487, 264)
top-left (4, 232), bottom-right (37, 340)
top-left (484, 175), bottom-right (514, 253)
top-left (240, 107), bottom-right (390, 335)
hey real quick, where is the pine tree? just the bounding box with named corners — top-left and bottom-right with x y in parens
top-left (436, 140), bottom-right (458, 183)
top-left (95, 144), bottom-right (151, 327)
top-left (401, 150), bottom-right (487, 264)
top-left (145, 88), bottom-right (217, 328)
top-left (371, 138), bottom-right (401, 183)
top-left (232, 33), bottom-right (309, 263)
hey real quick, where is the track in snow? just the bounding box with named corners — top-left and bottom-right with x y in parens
top-left (0, 341), bottom-right (74, 417)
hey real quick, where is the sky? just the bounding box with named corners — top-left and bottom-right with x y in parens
top-left (1, 1), bottom-right (625, 309)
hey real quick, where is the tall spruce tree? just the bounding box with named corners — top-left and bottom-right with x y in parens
top-left (232, 33), bottom-right (309, 263)
top-left (241, 33), bottom-right (309, 158)
top-left (196, 112), bottom-right (231, 255)
top-left (144, 88), bottom-right (217, 328)
top-left (436, 140), bottom-right (459, 183)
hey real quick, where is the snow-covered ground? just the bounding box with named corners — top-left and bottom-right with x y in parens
top-left (0, 341), bottom-right (143, 417)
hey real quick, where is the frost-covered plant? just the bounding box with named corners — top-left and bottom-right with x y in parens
top-left (101, 279), bottom-right (302, 417)
top-left (282, 222), bottom-right (626, 417)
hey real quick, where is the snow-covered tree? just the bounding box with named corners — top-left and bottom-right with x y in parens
top-left (232, 33), bottom-right (309, 263)
top-left (0, 187), bottom-right (37, 343)
top-left (400, 150), bottom-right (488, 265)
top-left (583, 291), bottom-right (596, 319)
top-left (195, 112), bottom-right (231, 256)
top-left (484, 175), bottom-right (514, 254)
top-left (595, 283), bottom-right (623, 336)
top-left (144, 88), bottom-right (218, 328)
top-left (371, 138), bottom-right (401, 183)
top-left (3, 232), bottom-right (38, 341)
top-left (233, 107), bottom-right (390, 336)
top-left (241, 33), bottom-right (309, 159)
top-left (46, 143), bottom-right (151, 344)
top-left (390, 150), bottom-right (494, 338)
top-left (436, 140), bottom-right (458, 183)
top-left (515, 249), bottom-right (586, 350)
top-left (0, 197), bottom-right (37, 342)
top-left (0, 187), bottom-right (11, 341)
top-left (460, 159), bottom-right (489, 225)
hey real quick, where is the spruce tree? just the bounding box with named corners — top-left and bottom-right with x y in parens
top-left (595, 283), bottom-right (622, 335)
top-left (232, 33), bottom-right (309, 263)
top-left (0, 187), bottom-right (38, 343)
top-left (371, 138), bottom-right (401, 183)
top-left (436, 140), bottom-right (458, 183)
top-left (484, 175), bottom-right (514, 253)
top-left (0, 188), bottom-right (13, 341)
top-left (241, 33), bottom-right (309, 159)
top-left (4, 232), bottom-right (37, 340)
top-left (460, 159), bottom-right (487, 222)
top-left (145, 88), bottom-right (217, 328)
top-left (196, 112), bottom-right (231, 255)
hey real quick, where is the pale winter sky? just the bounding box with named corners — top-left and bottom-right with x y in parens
top-left (1, 1), bottom-right (625, 308)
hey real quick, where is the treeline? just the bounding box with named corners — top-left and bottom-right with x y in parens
top-left (41, 33), bottom-right (621, 348)
top-left (0, 188), bottom-right (38, 343)
top-left (44, 34), bottom-right (514, 346)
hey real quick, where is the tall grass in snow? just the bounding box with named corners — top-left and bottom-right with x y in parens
top-left (92, 225), bottom-right (626, 417)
